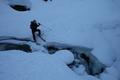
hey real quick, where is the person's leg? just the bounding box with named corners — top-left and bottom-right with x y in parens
top-left (32, 30), bottom-right (36, 42)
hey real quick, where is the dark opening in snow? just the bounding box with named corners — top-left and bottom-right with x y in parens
top-left (0, 35), bottom-right (106, 76)
top-left (0, 43), bottom-right (32, 52)
top-left (43, 42), bottom-right (106, 76)
top-left (10, 5), bottom-right (30, 11)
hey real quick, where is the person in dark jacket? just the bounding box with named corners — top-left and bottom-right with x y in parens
top-left (30, 20), bottom-right (41, 42)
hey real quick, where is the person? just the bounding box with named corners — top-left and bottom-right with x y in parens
top-left (30, 20), bottom-right (41, 42)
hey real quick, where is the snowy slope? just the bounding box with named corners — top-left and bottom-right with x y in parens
top-left (0, 51), bottom-right (78, 80)
top-left (0, 0), bottom-right (120, 80)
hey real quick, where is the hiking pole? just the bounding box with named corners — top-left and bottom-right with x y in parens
top-left (41, 24), bottom-right (52, 31)
top-left (39, 36), bottom-right (46, 42)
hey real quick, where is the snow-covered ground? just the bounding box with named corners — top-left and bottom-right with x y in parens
top-left (0, 0), bottom-right (120, 80)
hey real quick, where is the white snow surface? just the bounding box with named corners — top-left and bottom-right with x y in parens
top-left (0, 0), bottom-right (120, 80)
top-left (53, 50), bottom-right (74, 64)
top-left (0, 50), bottom-right (99, 80)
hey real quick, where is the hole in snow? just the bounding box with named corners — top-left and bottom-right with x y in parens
top-left (7, 0), bottom-right (31, 11)
top-left (0, 42), bottom-right (32, 52)
top-left (9, 5), bottom-right (30, 11)
top-left (43, 42), bottom-right (106, 76)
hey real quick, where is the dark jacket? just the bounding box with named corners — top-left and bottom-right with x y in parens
top-left (30, 21), bottom-right (40, 31)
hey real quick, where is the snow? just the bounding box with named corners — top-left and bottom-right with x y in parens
top-left (0, 50), bottom-right (99, 80)
top-left (2, 0), bottom-right (32, 8)
top-left (0, 51), bottom-right (78, 80)
top-left (53, 50), bottom-right (74, 64)
top-left (73, 65), bottom-right (87, 75)
top-left (27, 41), bottom-right (48, 53)
top-left (100, 66), bottom-right (119, 80)
top-left (0, 0), bottom-right (120, 80)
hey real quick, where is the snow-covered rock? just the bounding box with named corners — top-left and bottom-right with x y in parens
top-left (53, 50), bottom-right (74, 64)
